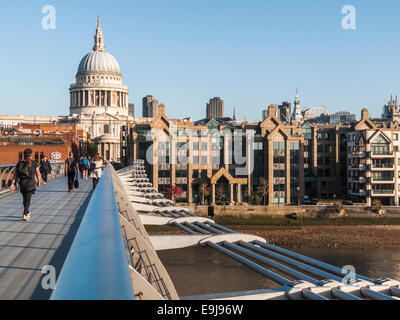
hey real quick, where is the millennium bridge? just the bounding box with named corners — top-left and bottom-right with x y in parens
top-left (0, 160), bottom-right (399, 300)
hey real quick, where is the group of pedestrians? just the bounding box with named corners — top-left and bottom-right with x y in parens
top-left (11, 148), bottom-right (106, 222)
top-left (65, 153), bottom-right (105, 192)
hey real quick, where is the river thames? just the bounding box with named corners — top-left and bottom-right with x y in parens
top-left (158, 246), bottom-right (400, 297)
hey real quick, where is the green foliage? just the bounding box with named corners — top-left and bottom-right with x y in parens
top-left (333, 201), bottom-right (343, 213)
top-left (371, 199), bottom-right (382, 213)
top-left (247, 194), bottom-right (263, 205)
top-left (86, 142), bottom-right (97, 158)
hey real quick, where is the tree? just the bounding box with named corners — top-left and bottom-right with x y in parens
top-left (257, 177), bottom-right (269, 205)
top-left (86, 142), bottom-right (98, 158)
top-left (198, 178), bottom-right (210, 205)
top-left (166, 185), bottom-right (183, 202)
top-left (216, 183), bottom-right (227, 204)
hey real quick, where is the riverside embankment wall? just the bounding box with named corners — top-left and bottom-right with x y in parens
top-left (186, 205), bottom-right (400, 218)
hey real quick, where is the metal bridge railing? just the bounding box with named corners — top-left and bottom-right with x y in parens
top-left (0, 161), bottom-right (65, 194)
top-left (51, 165), bottom-right (134, 300)
top-left (0, 165), bottom-right (16, 194)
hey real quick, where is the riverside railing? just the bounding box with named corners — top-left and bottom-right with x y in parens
top-left (0, 165), bottom-right (16, 193)
top-left (0, 161), bottom-right (65, 194)
top-left (51, 165), bottom-right (134, 300)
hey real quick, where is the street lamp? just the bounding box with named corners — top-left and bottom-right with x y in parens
top-left (296, 186), bottom-right (300, 206)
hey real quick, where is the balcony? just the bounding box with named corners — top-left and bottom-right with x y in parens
top-left (371, 178), bottom-right (395, 184)
top-left (348, 176), bottom-right (366, 183)
top-left (371, 151), bottom-right (394, 158)
top-left (349, 189), bottom-right (366, 196)
top-left (371, 165), bottom-right (394, 171)
top-left (350, 151), bottom-right (365, 158)
top-left (372, 189), bottom-right (394, 195)
top-left (350, 164), bottom-right (366, 170)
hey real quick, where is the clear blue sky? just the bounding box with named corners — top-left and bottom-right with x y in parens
top-left (1, 0), bottom-right (399, 120)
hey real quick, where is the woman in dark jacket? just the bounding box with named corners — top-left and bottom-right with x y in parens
top-left (40, 155), bottom-right (52, 184)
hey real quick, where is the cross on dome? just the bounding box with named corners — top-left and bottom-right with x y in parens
top-left (93, 16), bottom-right (105, 51)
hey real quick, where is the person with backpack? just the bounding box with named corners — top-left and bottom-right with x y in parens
top-left (39, 155), bottom-right (52, 184)
top-left (81, 156), bottom-right (89, 180)
top-left (65, 152), bottom-right (79, 192)
top-left (10, 148), bottom-right (41, 222)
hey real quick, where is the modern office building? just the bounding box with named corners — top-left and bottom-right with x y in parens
top-left (128, 103), bottom-right (135, 117)
top-left (206, 97), bottom-right (224, 119)
top-left (142, 95), bottom-right (159, 118)
top-left (278, 101), bottom-right (291, 123)
top-left (329, 111), bottom-right (356, 124)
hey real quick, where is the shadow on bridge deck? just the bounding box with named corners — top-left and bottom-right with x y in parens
top-left (0, 177), bottom-right (93, 300)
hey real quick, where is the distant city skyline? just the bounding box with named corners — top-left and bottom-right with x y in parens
top-left (2, 1), bottom-right (400, 120)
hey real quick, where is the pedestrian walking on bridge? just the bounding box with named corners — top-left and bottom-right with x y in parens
top-left (90, 153), bottom-right (105, 190)
top-left (65, 153), bottom-right (79, 192)
top-left (39, 155), bottom-right (52, 184)
top-left (10, 148), bottom-right (41, 221)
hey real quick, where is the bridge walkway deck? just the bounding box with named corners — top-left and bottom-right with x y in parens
top-left (0, 177), bottom-right (92, 300)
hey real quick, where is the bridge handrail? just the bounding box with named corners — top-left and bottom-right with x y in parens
top-left (51, 165), bottom-right (134, 300)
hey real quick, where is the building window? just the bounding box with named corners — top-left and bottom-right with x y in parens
top-left (273, 142), bottom-right (285, 150)
top-left (158, 141), bottom-right (170, 150)
top-left (253, 142), bottom-right (263, 150)
top-left (274, 170), bottom-right (285, 177)
top-left (201, 142), bottom-right (208, 151)
top-left (302, 123), bottom-right (312, 140)
top-left (273, 198), bottom-right (285, 204)
top-left (273, 156), bottom-right (285, 163)
top-left (104, 125), bottom-right (110, 134)
top-left (290, 142), bottom-right (299, 150)
top-left (193, 142), bottom-right (199, 151)
top-left (176, 142), bottom-right (188, 151)
top-left (273, 184), bottom-right (285, 191)
top-left (201, 156), bottom-right (208, 164)
top-left (317, 132), bottom-right (323, 140)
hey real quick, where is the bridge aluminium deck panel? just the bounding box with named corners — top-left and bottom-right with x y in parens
top-left (0, 177), bottom-right (92, 300)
